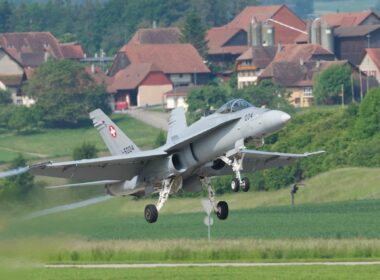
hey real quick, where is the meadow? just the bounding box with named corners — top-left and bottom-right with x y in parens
top-left (2, 265), bottom-right (380, 280)
top-left (0, 114), bottom-right (160, 164)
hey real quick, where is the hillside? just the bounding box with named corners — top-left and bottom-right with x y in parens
top-left (1, 167), bottom-right (380, 240)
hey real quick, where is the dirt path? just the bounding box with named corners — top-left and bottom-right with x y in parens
top-left (124, 109), bottom-right (169, 131)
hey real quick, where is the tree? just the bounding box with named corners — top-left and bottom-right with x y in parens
top-left (0, 154), bottom-right (35, 202)
top-left (355, 87), bottom-right (380, 139)
top-left (23, 59), bottom-right (111, 128)
top-left (0, 89), bottom-right (12, 105)
top-left (180, 11), bottom-right (208, 58)
top-left (7, 106), bottom-right (38, 133)
top-left (238, 80), bottom-right (294, 113)
top-left (0, 0), bottom-right (12, 32)
top-left (73, 142), bottom-right (98, 160)
top-left (155, 130), bottom-right (167, 148)
top-left (313, 64), bottom-right (352, 105)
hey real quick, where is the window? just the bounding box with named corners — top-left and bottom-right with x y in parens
top-left (304, 87), bottom-right (313, 97)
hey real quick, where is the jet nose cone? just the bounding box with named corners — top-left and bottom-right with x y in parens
top-left (280, 112), bottom-right (291, 124)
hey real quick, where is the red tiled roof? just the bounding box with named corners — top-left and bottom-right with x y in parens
top-left (85, 65), bottom-right (110, 86)
top-left (334, 25), bottom-right (380, 37)
top-left (118, 44), bottom-right (210, 74)
top-left (261, 60), bottom-right (349, 87)
top-left (0, 74), bottom-right (24, 87)
top-left (0, 32), bottom-right (64, 61)
top-left (165, 85), bottom-right (202, 97)
top-left (260, 44), bottom-right (335, 78)
top-left (237, 46), bottom-right (277, 69)
top-left (227, 5), bottom-right (284, 31)
top-left (320, 10), bottom-right (378, 28)
top-left (60, 42), bottom-right (85, 59)
top-left (206, 27), bottom-right (248, 55)
top-left (107, 63), bottom-right (169, 92)
top-left (129, 28), bottom-right (181, 44)
top-left (365, 48), bottom-right (380, 70)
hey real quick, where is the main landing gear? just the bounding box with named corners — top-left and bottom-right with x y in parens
top-left (144, 176), bottom-right (182, 223)
top-left (220, 155), bottom-right (250, 193)
top-left (201, 177), bottom-right (228, 220)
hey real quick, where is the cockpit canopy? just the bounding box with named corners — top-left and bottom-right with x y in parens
top-left (215, 99), bottom-right (254, 114)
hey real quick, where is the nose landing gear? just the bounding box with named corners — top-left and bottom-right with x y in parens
top-left (220, 154), bottom-right (250, 193)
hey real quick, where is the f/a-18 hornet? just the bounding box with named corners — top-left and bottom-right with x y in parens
top-left (1, 99), bottom-right (323, 223)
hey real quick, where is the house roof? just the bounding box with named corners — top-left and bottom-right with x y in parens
top-left (85, 65), bottom-right (109, 86)
top-left (0, 32), bottom-right (64, 61)
top-left (260, 44), bottom-right (335, 78)
top-left (117, 44), bottom-right (210, 74)
top-left (320, 10), bottom-right (379, 28)
top-left (334, 24), bottom-right (380, 38)
top-left (165, 85), bottom-right (202, 97)
top-left (227, 5), bottom-right (284, 31)
top-left (237, 46), bottom-right (277, 69)
top-left (60, 42), bottom-right (85, 59)
top-left (108, 63), bottom-right (169, 92)
top-left (261, 60), bottom-right (349, 87)
top-left (206, 27), bottom-right (246, 55)
top-left (364, 48), bottom-right (380, 70)
top-left (129, 28), bottom-right (181, 44)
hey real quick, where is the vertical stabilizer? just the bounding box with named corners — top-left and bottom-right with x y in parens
top-left (166, 107), bottom-right (187, 145)
top-left (90, 109), bottom-right (140, 156)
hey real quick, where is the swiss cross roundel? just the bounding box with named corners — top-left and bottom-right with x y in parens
top-left (108, 125), bottom-right (117, 138)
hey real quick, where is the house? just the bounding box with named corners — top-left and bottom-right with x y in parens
top-left (235, 46), bottom-right (277, 89)
top-left (308, 10), bottom-right (380, 65)
top-left (260, 60), bottom-right (365, 108)
top-left (108, 43), bottom-right (211, 87)
top-left (107, 63), bottom-right (173, 109)
top-left (0, 32), bottom-right (86, 68)
top-left (0, 47), bottom-right (34, 106)
top-left (129, 27), bottom-right (181, 44)
top-left (206, 5), bottom-right (306, 64)
top-left (258, 44), bottom-right (338, 107)
top-left (334, 25), bottom-right (380, 65)
top-left (359, 48), bottom-right (380, 84)
top-left (164, 85), bottom-right (201, 111)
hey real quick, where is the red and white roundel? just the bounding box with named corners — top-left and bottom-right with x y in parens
top-left (108, 125), bottom-right (117, 138)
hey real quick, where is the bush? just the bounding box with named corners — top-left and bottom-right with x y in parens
top-left (73, 142), bottom-right (98, 160)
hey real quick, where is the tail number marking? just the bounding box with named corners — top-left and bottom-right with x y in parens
top-left (122, 145), bottom-right (135, 154)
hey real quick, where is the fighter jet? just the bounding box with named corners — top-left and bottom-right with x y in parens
top-left (1, 99), bottom-right (324, 223)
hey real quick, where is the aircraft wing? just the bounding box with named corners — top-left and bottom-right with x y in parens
top-left (201, 149), bottom-right (325, 176)
top-left (1, 150), bottom-right (167, 182)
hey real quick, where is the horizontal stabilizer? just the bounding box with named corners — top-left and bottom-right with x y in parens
top-left (45, 180), bottom-right (121, 190)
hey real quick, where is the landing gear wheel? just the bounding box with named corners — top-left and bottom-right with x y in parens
top-left (144, 204), bottom-right (158, 223)
top-left (231, 178), bottom-right (240, 192)
top-left (241, 177), bottom-right (250, 192)
top-left (216, 201), bottom-right (229, 220)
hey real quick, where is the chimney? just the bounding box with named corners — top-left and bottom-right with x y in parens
top-left (300, 58), bottom-right (304, 66)
top-left (153, 21), bottom-right (157, 29)
top-left (316, 60), bottom-right (320, 68)
top-left (91, 64), bottom-right (95, 74)
top-left (277, 42), bottom-right (282, 53)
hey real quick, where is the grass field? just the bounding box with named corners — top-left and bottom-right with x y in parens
top-left (2, 265), bottom-right (379, 280)
top-left (314, 0), bottom-right (376, 14)
top-left (0, 114), bottom-right (160, 164)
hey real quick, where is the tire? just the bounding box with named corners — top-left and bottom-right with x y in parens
top-left (241, 177), bottom-right (250, 192)
top-left (144, 204), bottom-right (158, 223)
top-left (216, 201), bottom-right (229, 220)
top-left (231, 178), bottom-right (240, 192)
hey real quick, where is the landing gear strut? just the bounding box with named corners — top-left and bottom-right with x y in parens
top-left (201, 177), bottom-right (229, 220)
top-left (220, 154), bottom-right (250, 192)
top-left (145, 176), bottom-right (182, 223)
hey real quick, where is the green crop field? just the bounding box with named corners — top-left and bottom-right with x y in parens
top-left (0, 114), bottom-right (160, 164)
top-left (2, 265), bottom-right (380, 280)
